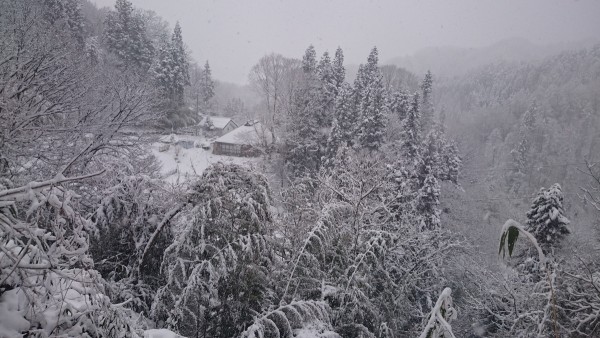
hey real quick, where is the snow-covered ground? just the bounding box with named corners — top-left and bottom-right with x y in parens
top-left (144, 329), bottom-right (184, 338)
top-left (150, 134), bottom-right (258, 183)
top-left (294, 322), bottom-right (341, 338)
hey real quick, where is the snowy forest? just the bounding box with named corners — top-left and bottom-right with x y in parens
top-left (1, 0), bottom-right (599, 337)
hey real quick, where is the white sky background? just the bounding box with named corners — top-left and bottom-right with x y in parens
top-left (93, 0), bottom-right (600, 84)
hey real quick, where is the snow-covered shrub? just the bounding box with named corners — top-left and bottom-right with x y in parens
top-left (91, 173), bottom-right (178, 312)
top-left (0, 175), bottom-right (145, 337)
top-left (152, 163), bottom-right (276, 337)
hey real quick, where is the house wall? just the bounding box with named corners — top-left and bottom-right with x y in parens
top-left (213, 142), bottom-right (242, 156)
top-left (213, 142), bottom-right (260, 157)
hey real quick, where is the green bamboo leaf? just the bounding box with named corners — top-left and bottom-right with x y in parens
top-left (507, 226), bottom-right (519, 257)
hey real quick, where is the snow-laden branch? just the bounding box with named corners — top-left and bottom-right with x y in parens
top-left (0, 170), bottom-right (105, 201)
top-left (418, 287), bottom-right (457, 338)
top-left (136, 203), bottom-right (186, 274)
top-left (499, 219), bottom-right (546, 264)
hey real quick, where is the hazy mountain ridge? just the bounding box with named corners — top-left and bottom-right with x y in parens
top-left (386, 37), bottom-right (599, 78)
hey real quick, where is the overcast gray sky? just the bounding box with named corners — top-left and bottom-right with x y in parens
top-left (94, 0), bottom-right (600, 84)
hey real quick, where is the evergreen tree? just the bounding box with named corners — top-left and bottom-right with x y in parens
top-left (420, 70), bottom-right (434, 133)
top-left (440, 140), bottom-right (461, 184)
top-left (356, 47), bottom-right (387, 151)
top-left (512, 103), bottom-right (538, 173)
top-left (284, 46), bottom-right (328, 178)
top-left (438, 106), bottom-right (446, 133)
top-left (332, 47), bottom-right (346, 94)
top-left (317, 51), bottom-right (336, 126)
top-left (420, 131), bottom-right (441, 177)
top-left (169, 22), bottom-right (189, 105)
top-left (199, 61), bottom-right (215, 115)
top-left (323, 83), bottom-right (357, 167)
top-left (152, 42), bottom-right (173, 100)
top-left (354, 47), bottom-right (379, 94)
top-left (285, 78), bottom-right (323, 177)
top-left (302, 45), bottom-right (317, 73)
top-left (43, 0), bottom-right (66, 24)
top-left (152, 23), bottom-right (189, 106)
top-left (402, 93), bottom-right (422, 163)
top-left (425, 125), bottom-right (461, 185)
top-left (151, 22), bottom-right (193, 128)
top-left (414, 166), bottom-right (441, 231)
top-left (317, 51), bottom-right (332, 80)
top-left (525, 183), bottom-right (570, 249)
top-left (42, 0), bottom-right (85, 46)
top-left (63, 0), bottom-right (84, 46)
top-left (388, 90), bottom-right (411, 121)
top-left (104, 0), bottom-right (154, 69)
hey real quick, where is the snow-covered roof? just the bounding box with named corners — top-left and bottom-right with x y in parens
top-left (213, 122), bottom-right (271, 145)
top-left (200, 116), bottom-right (236, 129)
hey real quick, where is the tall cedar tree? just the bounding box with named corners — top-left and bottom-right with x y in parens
top-left (302, 44), bottom-right (317, 73)
top-left (317, 51), bottom-right (336, 126)
top-left (402, 93), bottom-right (422, 164)
top-left (324, 83), bottom-right (356, 167)
top-left (512, 102), bottom-right (538, 173)
top-left (43, 0), bottom-right (85, 46)
top-left (332, 47), bottom-right (346, 94)
top-left (104, 0), bottom-right (154, 69)
top-left (412, 132), bottom-right (442, 230)
top-left (355, 47), bottom-right (387, 151)
top-left (389, 90), bottom-right (411, 121)
top-left (199, 61), bottom-right (215, 115)
top-left (285, 46), bottom-right (325, 177)
top-left (151, 25), bottom-right (187, 100)
top-left (420, 70), bottom-right (434, 133)
top-left (169, 22), bottom-right (189, 105)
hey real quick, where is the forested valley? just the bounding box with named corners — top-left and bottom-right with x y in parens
top-left (1, 1), bottom-right (599, 337)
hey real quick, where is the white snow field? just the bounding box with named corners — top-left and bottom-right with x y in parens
top-left (144, 328), bottom-right (185, 338)
top-left (151, 134), bottom-right (259, 183)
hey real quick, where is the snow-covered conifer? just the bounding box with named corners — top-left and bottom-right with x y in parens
top-left (511, 103), bottom-right (538, 174)
top-left (169, 22), bottom-right (190, 105)
top-left (199, 60), bottom-right (215, 114)
top-left (389, 90), bottom-right (411, 121)
top-left (402, 93), bottom-right (422, 163)
top-left (332, 47), bottom-right (346, 94)
top-left (104, 0), bottom-right (154, 69)
top-left (302, 45), bottom-right (317, 73)
top-left (323, 84), bottom-right (357, 169)
top-left (317, 51), bottom-right (336, 126)
top-left (356, 47), bottom-right (388, 151)
top-left (526, 183), bottom-right (570, 249)
top-left (420, 70), bottom-right (434, 133)
top-left (285, 79), bottom-right (323, 177)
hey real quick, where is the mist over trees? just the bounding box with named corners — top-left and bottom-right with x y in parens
top-left (1, 1), bottom-right (599, 337)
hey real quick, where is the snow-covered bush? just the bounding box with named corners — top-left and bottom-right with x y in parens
top-left (152, 163), bottom-right (276, 337)
top-left (0, 174), bottom-right (145, 337)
